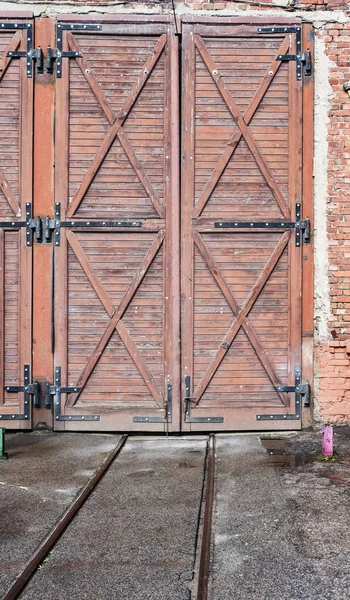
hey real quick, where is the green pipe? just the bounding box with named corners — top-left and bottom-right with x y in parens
top-left (0, 428), bottom-right (8, 459)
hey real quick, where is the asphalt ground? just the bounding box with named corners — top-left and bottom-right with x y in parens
top-left (2, 430), bottom-right (350, 599)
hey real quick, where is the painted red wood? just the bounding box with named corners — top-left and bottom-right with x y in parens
top-left (54, 20), bottom-right (180, 431)
top-left (181, 23), bottom-right (304, 431)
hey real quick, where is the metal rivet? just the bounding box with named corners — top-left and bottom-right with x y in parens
top-left (213, 70), bottom-right (218, 75)
top-left (85, 69), bottom-right (90, 74)
top-left (269, 71), bottom-right (273, 76)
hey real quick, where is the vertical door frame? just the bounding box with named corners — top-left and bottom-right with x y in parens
top-left (0, 13), bottom-right (34, 428)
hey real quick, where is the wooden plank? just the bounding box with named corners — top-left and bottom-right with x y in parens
top-left (193, 231), bottom-right (289, 406)
top-left (67, 33), bottom-right (115, 125)
top-left (66, 230), bottom-right (164, 407)
top-left (301, 23), bottom-right (314, 427)
top-left (18, 25), bottom-right (33, 428)
top-left (117, 128), bottom-right (165, 218)
top-left (67, 34), bottom-right (167, 218)
top-left (194, 35), bottom-right (290, 220)
top-left (0, 31), bottom-right (21, 83)
top-left (287, 33), bottom-right (302, 418)
top-left (181, 25), bottom-right (196, 424)
top-left (193, 232), bottom-right (290, 403)
top-left (66, 230), bottom-right (115, 318)
top-left (193, 36), bottom-right (290, 218)
top-left (116, 320), bottom-right (163, 407)
top-left (54, 28), bottom-right (70, 430)
top-left (0, 230), bottom-right (4, 405)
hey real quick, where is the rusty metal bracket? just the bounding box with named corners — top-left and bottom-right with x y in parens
top-left (133, 384), bottom-right (172, 423)
top-left (49, 367), bottom-right (100, 422)
top-left (184, 376), bottom-right (224, 424)
top-left (0, 365), bottom-right (38, 421)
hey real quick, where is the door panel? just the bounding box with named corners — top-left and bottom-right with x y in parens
top-left (0, 20), bottom-right (33, 428)
top-left (54, 19), bottom-right (180, 431)
top-left (181, 23), bottom-right (302, 431)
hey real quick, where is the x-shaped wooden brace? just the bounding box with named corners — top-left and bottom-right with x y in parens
top-left (192, 231), bottom-right (290, 405)
top-left (66, 229), bottom-right (165, 408)
top-left (0, 31), bottom-right (23, 217)
top-left (193, 35), bottom-right (291, 220)
top-left (66, 33), bottom-right (167, 219)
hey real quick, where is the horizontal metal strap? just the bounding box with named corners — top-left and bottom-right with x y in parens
top-left (57, 414), bottom-right (100, 422)
top-left (257, 413), bottom-right (300, 421)
top-left (275, 385), bottom-right (295, 393)
top-left (57, 23), bottom-right (102, 31)
top-left (0, 23), bottom-right (30, 30)
top-left (186, 416), bottom-right (224, 423)
top-left (277, 54), bottom-right (297, 61)
top-left (133, 416), bottom-right (169, 423)
top-left (257, 26), bottom-right (300, 34)
top-left (215, 221), bottom-right (295, 229)
top-left (0, 221), bottom-right (26, 229)
top-left (61, 221), bottom-right (142, 228)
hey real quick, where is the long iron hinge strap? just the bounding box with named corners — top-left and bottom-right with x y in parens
top-left (50, 203), bottom-right (142, 246)
top-left (1, 23), bottom-right (42, 77)
top-left (184, 375), bottom-right (224, 423)
top-left (215, 205), bottom-right (311, 247)
top-left (256, 365), bottom-right (310, 421)
top-left (0, 365), bottom-right (38, 420)
top-left (257, 26), bottom-right (311, 80)
top-left (52, 23), bottom-right (102, 77)
top-left (133, 384), bottom-right (172, 423)
top-left (48, 367), bottom-right (100, 421)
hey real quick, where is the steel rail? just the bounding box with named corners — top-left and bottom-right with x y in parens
top-left (196, 433), bottom-right (216, 600)
top-left (3, 434), bottom-right (128, 600)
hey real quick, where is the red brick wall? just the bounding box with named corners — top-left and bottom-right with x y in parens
top-left (316, 22), bottom-right (350, 423)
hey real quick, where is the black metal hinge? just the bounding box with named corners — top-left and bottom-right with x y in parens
top-left (0, 365), bottom-right (38, 421)
top-left (46, 23), bottom-right (102, 76)
top-left (257, 26), bottom-right (312, 81)
top-left (47, 367), bottom-right (100, 422)
top-left (184, 376), bottom-right (224, 423)
top-left (215, 204), bottom-right (311, 247)
top-left (133, 383), bottom-right (172, 423)
top-left (256, 365), bottom-right (310, 422)
top-left (0, 203), bottom-right (42, 246)
top-left (1, 23), bottom-right (43, 77)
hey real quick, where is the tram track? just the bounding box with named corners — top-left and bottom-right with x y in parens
top-left (3, 433), bottom-right (217, 600)
top-left (3, 435), bottom-right (128, 600)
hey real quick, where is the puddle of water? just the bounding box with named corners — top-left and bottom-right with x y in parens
top-left (261, 438), bottom-right (314, 468)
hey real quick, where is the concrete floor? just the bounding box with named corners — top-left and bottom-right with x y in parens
top-left (1, 429), bottom-right (350, 599)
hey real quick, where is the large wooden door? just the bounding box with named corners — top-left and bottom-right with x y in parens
top-left (54, 18), bottom-right (180, 431)
top-left (0, 18), bottom-right (33, 428)
top-left (181, 20), bottom-right (305, 431)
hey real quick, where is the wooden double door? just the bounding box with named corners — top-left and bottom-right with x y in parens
top-left (0, 16), bottom-right (313, 431)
